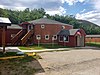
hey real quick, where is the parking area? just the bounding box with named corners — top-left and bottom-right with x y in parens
top-left (36, 48), bottom-right (100, 75)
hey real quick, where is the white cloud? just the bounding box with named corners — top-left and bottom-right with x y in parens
top-left (0, 0), bottom-right (66, 15)
top-left (0, 0), bottom-right (88, 16)
top-left (0, 0), bottom-right (68, 15)
top-left (46, 6), bottom-right (66, 15)
top-left (80, 9), bottom-right (86, 13)
top-left (75, 0), bottom-right (100, 26)
top-left (76, 11), bottom-right (100, 26)
top-left (14, 7), bottom-right (27, 10)
top-left (0, 0), bottom-right (63, 9)
top-left (91, 0), bottom-right (100, 11)
top-left (0, 5), bottom-right (4, 8)
top-left (61, 0), bottom-right (86, 5)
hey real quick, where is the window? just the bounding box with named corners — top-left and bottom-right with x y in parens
top-left (28, 25), bottom-right (33, 31)
top-left (45, 35), bottom-right (49, 40)
top-left (62, 26), bottom-right (65, 29)
top-left (29, 25), bottom-right (31, 30)
top-left (36, 35), bottom-right (41, 40)
top-left (64, 36), bottom-right (69, 42)
top-left (52, 35), bottom-right (57, 40)
top-left (59, 36), bottom-right (63, 42)
top-left (41, 25), bottom-right (45, 29)
top-left (59, 36), bottom-right (69, 42)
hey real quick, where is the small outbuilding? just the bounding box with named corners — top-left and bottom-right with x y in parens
top-left (0, 17), bottom-right (11, 52)
top-left (57, 29), bottom-right (86, 47)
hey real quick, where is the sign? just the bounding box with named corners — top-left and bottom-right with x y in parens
top-left (36, 35), bottom-right (41, 40)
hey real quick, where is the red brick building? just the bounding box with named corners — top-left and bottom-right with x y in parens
top-left (58, 29), bottom-right (86, 47)
top-left (0, 24), bottom-right (22, 46)
top-left (0, 18), bottom-right (86, 47)
top-left (28, 18), bottom-right (73, 44)
top-left (86, 35), bottom-right (100, 43)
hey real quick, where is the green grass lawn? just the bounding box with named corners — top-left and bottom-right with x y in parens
top-left (0, 52), bottom-right (17, 57)
top-left (0, 52), bottom-right (42, 75)
top-left (86, 42), bottom-right (100, 48)
top-left (19, 44), bottom-right (69, 50)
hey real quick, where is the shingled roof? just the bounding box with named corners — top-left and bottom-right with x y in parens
top-left (0, 17), bottom-right (11, 26)
top-left (29, 18), bottom-right (72, 26)
top-left (57, 30), bottom-right (70, 36)
top-left (57, 29), bottom-right (79, 36)
top-left (7, 24), bottom-right (22, 29)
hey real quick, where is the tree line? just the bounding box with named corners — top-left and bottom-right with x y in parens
top-left (0, 8), bottom-right (100, 34)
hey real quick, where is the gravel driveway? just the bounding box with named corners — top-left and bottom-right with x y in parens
top-left (35, 48), bottom-right (100, 75)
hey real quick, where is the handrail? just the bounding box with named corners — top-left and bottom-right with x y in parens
top-left (21, 30), bottom-right (33, 45)
top-left (11, 30), bottom-right (26, 45)
top-left (11, 30), bottom-right (22, 40)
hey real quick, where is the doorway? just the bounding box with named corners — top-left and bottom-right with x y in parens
top-left (76, 35), bottom-right (84, 47)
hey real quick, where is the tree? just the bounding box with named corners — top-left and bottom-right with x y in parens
top-left (0, 7), bottom-right (99, 34)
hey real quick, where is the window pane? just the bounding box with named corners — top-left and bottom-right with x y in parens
top-left (60, 36), bottom-right (63, 41)
top-left (64, 36), bottom-right (69, 41)
top-left (41, 25), bottom-right (45, 29)
top-left (29, 26), bottom-right (31, 30)
top-left (45, 35), bottom-right (49, 40)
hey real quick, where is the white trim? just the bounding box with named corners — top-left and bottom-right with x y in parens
top-left (45, 35), bottom-right (49, 40)
top-left (62, 26), bottom-right (65, 29)
top-left (59, 36), bottom-right (69, 42)
top-left (52, 35), bottom-right (57, 40)
top-left (36, 35), bottom-right (41, 40)
top-left (28, 25), bottom-right (33, 31)
top-left (59, 36), bottom-right (63, 42)
top-left (41, 24), bottom-right (45, 29)
top-left (64, 36), bottom-right (69, 42)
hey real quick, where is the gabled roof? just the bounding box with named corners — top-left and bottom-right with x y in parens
top-left (0, 17), bottom-right (11, 25)
top-left (29, 18), bottom-right (72, 26)
top-left (7, 24), bottom-right (22, 29)
top-left (69, 29), bottom-right (79, 35)
top-left (57, 30), bottom-right (70, 36)
top-left (57, 29), bottom-right (79, 36)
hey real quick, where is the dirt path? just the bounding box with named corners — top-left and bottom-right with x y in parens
top-left (35, 49), bottom-right (100, 75)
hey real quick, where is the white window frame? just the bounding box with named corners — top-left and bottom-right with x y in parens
top-left (64, 36), bottom-right (69, 42)
top-left (28, 25), bottom-right (33, 31)
top-left (59, 36), bottom-right (69, 42)
top-left (62, 26), bottom-right (65, 29)
top-left (45, 35), bottom-right (49, 40)
top-left (59, 36), bottom-right (63, 42)
top-left (36, 35), bottom-right (41, 40)
top-left (52, 35), bottom-right (57, 40)
top-left (41, 24), bottom-right (45, 29)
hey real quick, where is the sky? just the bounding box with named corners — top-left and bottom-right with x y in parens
top-left (0, 0), bottom-right (100, 26)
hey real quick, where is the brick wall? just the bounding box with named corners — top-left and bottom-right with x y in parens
top-left (0, 29), bottom-right (21, 46)
top-left (58, 36), bottom-right (77, 47)
top-left (85, 37), bottom-right (100, 43)
top-left (33, 24), bottom-right (73, 44)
